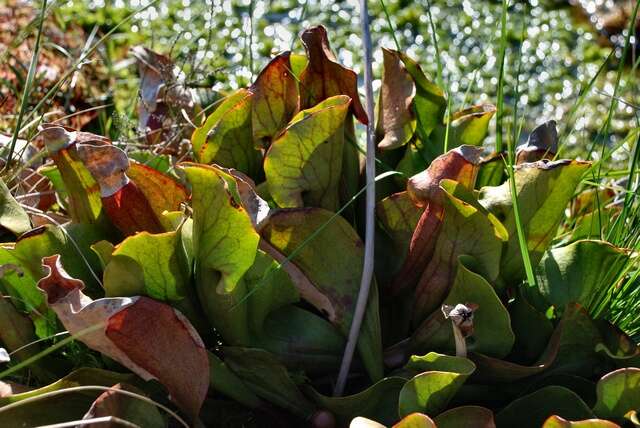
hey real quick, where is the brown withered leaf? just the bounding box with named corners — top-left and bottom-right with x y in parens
top-left (392, 146), bottom-right (484, 295)
top-left (299, 25), bottom-right (368, 124)
top-left (376, 48), bottom-right (416, 150)
top-left (131, 46), bottom-right (196, 148)
top-left (76, 144), bottom-right (129, 198)
top-left (37, 255), bottom-right (209, 421)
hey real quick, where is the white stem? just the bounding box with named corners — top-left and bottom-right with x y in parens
top-left (452, 323), bottom-right (467, 358)
top-left (334, 0), bottom-right (376, 396)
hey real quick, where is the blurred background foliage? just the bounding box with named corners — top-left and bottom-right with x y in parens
top-left (1, 0), bottom-right (639, 161)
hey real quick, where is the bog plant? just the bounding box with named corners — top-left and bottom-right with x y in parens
top-left (0, 25), bottom-right (639, 428)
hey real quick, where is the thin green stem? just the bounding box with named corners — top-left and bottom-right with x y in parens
top-left (379, 0), bottom-right (401, 51)
top-left (495, 0), bottom-right (509, 153)
top-left (424, 0), bottom-right (443, 89)
top-left (0, 323), bottom-right (104, 380)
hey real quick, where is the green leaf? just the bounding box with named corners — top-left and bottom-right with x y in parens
top-left (430, 104), bottom-right (496, 155)
top-left (0, 247), bottom-right (57, 338)
top-left (398, 352), bottom-right (476, 417)
top-left (38, 164), bottom-right (69, 210)
top-left (542, 415), bottom-right (621, 428)
top-left (0, 368), bottom-right (134, 426)
top-left (0, 295), bottom-right (53, 383)
top-left (251, 52), bottom-right (299, 146)
top-left (191, 89), bottom-right (261, 177)
top-left (243, 249), bottom-right (299, 335)
top-left (469, 304), bottom-right (599, 383)
top-left (256, 306), bottom-right (345, 374)
top-left (508, 292), bottom-right (554, 364)
top-left (103, 231), bottom-right (188, 301)
top-left (593, 368), bottom-right (640, 419)
top-left (90, 240), bottom-right (115, 269)
top-left (223, 347), bottom-right (315, 418)
top-left (398, 52), bottom-right (447, 145)
top-left (535, 240), bottom-right (629, 312)
top-left (393, 413), bottom-right (437, 427)
top-left (12, 224), bottom-right (104, 290)
top-left (567, 210), bottom-right (612, 243)
top-left (290, 53), bottom-right (308, 79)
top-left (307, 377), bottom-right (407, 426)
top-left (446, 105), bottom-right (496, 147)
top-left (376, 48), bottom-right (416, 151)
top-left (126, 162), bottom-right (189, 231)
top-left (0, 178), bottom-right (30, 236)
top-left (413, 256), bottom-right (514, 358)
top-left (263, 95), bottom-right (351, 210)
top-left (0, 223), bottom-right (105, 337)
top-left (207, 351), bottom-right (262, 409)
top-left (261, 207), bottom-right (383, 381)
top-left (433, 406), bottom-right (496, 428)
top-left (376, 191), bottom-right (422, 265)
top-left (446, 256), bottom-right (514, 357)
top-left (594, 320), bottom-right (640, 369)
top-left (181, 163), bottom-right (260, 345)
top-left (475, 153), bottom-right (505, 189)
top-left (495, 386), bottom-right (594, 428)
top-left (127, 151), bottom-right (174, 175)
top-left (479, 159), bottom-right (591, 284)
top-left (396, 139), bottom-right (432, 180)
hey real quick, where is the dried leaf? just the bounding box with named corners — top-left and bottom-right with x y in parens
top-left (132, 46), bottom-right (195, 147)
top-left (37, 255), bottom-right (209, 421)
top-left (376, 48), bottom-right (416, 150)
